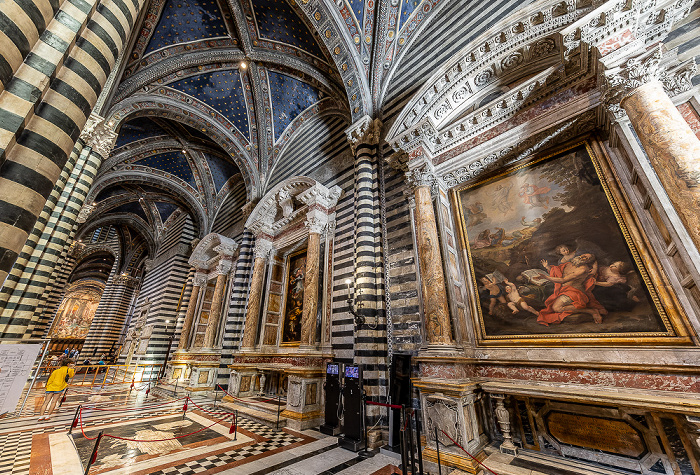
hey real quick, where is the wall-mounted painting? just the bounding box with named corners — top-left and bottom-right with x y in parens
top-left (281, 249), bottom-right (307, 344)
top-left (452, 141), bottom-right (689, 345)
top-left (49, 289), bottom-right (103, 339)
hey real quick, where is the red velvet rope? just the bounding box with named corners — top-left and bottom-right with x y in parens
top-left (365, 400), bottom-right (402, 410)
top-left (438, 428), bottom-right (499, 475)
top-left (82, 396), bottom-right (187, 412)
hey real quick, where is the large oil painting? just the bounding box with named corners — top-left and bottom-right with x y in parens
top-left (454, 142), bottom-right (680, 343)
top-left (281, 249), bottom-right (307, 344)
top-left (49, 289), bottom-right (102, 339)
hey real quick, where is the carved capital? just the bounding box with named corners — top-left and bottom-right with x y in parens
top-left (406, 160), bottom-right (440, 193)
top-left (305, 208), bottom-right (328, 235)
top-left (346, 116), bottom-right (382, 153)
top-left (241, 200), bottom-right (257, 221)
top-left (114, 273), bottom-right (139, 287)
top-left (253, 238), bottom-right (273, 259)
top-left (143, 259), bottom-right (155, 271)
top-left (661, 59), bottom-right (698, 96)
top-left (193, 272), bottom-right (208, 287)
top-left (215, 259), bottom-right (233, 275)
top-left (76, 204), bottom-right (95, 224)
top-left (80, 113), bottom-right (117, 159)
top-left (68, 241), bottom-right (85, 257)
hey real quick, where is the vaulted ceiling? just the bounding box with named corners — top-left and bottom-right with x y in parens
top-left (80, 0), bottom-right (699, 261)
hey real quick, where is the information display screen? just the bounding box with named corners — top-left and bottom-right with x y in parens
top-left (327, 363), bottom-right (339, 375)
top-left (345, 366), bottom-right (359, 379)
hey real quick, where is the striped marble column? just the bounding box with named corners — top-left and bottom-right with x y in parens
top-left (0, 0), bottom-right (145, 288)
top-left (82, 272), bottom-right (140, 357)
top-left (0, 118), bottom-right (115, 338)
top-left (346, 116), bottom-right (387, 425)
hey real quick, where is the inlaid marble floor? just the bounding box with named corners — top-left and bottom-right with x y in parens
top-left (1, 385), bottom-right (402, 475)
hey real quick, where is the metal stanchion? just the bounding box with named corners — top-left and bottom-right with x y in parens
top-left (68, 405), bottom-right (82, 435)
top-left (276, 395), bottom-right (281, 430)
top-left (434, 427), bottom-right (442, 475)
top-left (84, 430), bottom-right (104, 475)
top-left (234, 410), bottom-right (238, 440)
top-left (407, 409), bottom-right (416, 474)
top-left (414, 409), bottom-right (424, 475)
top-left (399, 406), bottom-right (408, 474)
top-left (358, 393), bottom-right (374, 459)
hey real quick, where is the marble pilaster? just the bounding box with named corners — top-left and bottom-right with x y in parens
top-left (203, 260), bottom-right (231, 348)
top-left (604, 47), bottom-right (700, 253)
top-left (241, 239), bottom-right (272, 349)
top-left (178, 272), bottom-right (206, 350)
top-left (406, 162), bottom-right (453, 347)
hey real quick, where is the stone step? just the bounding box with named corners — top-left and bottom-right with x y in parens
top-left (219, 398), bottom-right (288, 430)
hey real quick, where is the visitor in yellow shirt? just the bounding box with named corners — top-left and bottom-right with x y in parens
top-left (38, 358), bottom-right (76, 421)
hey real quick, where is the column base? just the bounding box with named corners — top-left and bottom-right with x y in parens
top-left (422, 445), bottom-right (486, 474)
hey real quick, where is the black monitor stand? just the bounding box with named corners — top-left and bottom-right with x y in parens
top-left (320, 362), bottom-right (342, 435)
top-left (338, 364), bottom-right (364, 451)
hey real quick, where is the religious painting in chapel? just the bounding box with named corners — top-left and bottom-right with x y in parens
top-left (49, 289), bottom-right (102, 339)
top-left (281, 249), bottom-right (307, 344)
top-left (453, 141), bottom-right (686, 345)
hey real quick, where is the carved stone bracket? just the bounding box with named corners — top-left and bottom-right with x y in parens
top-left (346, 116), bottom-right (382, 153)
top-left (80, 113), bottom-right (118, 159)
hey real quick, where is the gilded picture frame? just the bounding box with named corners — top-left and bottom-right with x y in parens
top-left (280, 248), bottom-right (307, 345)
top-left (451, 139), bottom-right (691, 346)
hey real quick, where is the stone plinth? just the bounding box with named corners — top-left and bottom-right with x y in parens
top-left (413, 379), bottom-right (488, 474)
top-left (169, 349), bottom-right (221, 391)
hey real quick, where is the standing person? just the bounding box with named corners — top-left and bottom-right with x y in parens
top-left (38, 359), bottom-right (75, 421)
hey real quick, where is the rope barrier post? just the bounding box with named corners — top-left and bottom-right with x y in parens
top-left (407, 409), bottom-right (416, 474)
top-left (129, 377), bottom-right (134, 395)
top-left (182, 397), bottom-right (188, 420)
top-left (174, 378), bottom-right (178, 396)
top-left (399, 405), bottom-right (408, 474)
top-left (59, 388), bottom-right (68, 407)
top-left (145, 382), bottom-right (151, 399)
top-left (276, 395), bottom-right (281, 430)
top-left (358, 392), bottom-right (374, 459)
top-left (84, 430), bottom-right (104, 475)
top-left (68, 405), bottom-right (82, 435)
top-left (414, 409), bottom-right (424, 475)
top-left (434, 426), bottom-right (441, 475)
top-left (214, 388), bottom-right (218, 409)
top-left (234, 410), bottom-right (238, 440)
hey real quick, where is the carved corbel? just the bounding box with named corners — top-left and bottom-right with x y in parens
top-left (80, 113), bottom-right (118, 159)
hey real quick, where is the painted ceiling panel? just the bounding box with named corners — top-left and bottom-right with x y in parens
top-left (347, 0), bottom-right (364, 30)
top-left (95, 186), bottom-right (128, 202)
top-left (134, 151), bottom-right (197, 186)
top-left (251, 0), bottom-right (324, 58)
top-left (116, 118), bottom-right (168, 148)
top-left (399, 0), bottom-right (421, 32)
top-left (144, 0), bottom-right (231, 55)
top-left (268, 71), bottom-right (322, 141)
top-left (205, 153), bottom-right (240, 191)
top-left (169, 70), bottom-right (250, 138)
top-left (111, 202), bottom-right (150, 223)
top-left (155, 201), bottom-right (179, 222)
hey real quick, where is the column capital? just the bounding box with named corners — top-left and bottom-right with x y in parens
top-left (193, 272), bottom-right (208, 287)
top-left (114, 273), bottom-right (139, 288)
top-left (253, 238), bottom-right (273, 259)
top-left (80, 113), bottom-right (118, 159)
top-left (297, 183), bottom-right (342, 210)
top-left (76, 203), bottom-right (95, 224)
top-left (305, 208), bottom-right (328, 235)
top-left (405, 159), bottom-right (441, 194)
top-left (346, 116), bottom-right (382, 153)
top-left (214, 259), bottom-right (233, 275)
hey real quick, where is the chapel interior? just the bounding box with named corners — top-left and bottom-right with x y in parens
top-left (0, 0), bottom-right (699, 472)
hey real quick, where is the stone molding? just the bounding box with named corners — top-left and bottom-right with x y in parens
top-left (189, 233), bottom-right (238, 270)
top-left (193, 272), bottom-right (208, 287)
top-left (253, 238), bottom-right (273, 259)
top-left (305, 208), bottom-right (329, 235)
top-left (80, 113), bottom-right (118, 159)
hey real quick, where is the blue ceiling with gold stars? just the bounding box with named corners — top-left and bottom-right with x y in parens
top-left (251, 0), bottom-right (324, 58)
top-left (169, 70), bottom-right (250, 139)
top-left (205, 153), bottom-right (239, 191)
top-left (116, 118), bottom-right (168, 148)
top-left (399, 0), bottom-right (420, 31)
top-left (155, 201), bottom-right (179, 222)
top-left (111, 202), bottom-right (150, 222)
top-left (135, 151), bottom-right (197, 186)
top-left (145, 0), bottom-right (231, 55)
top-left (268, 71), bottom-right (321, 141)
top-left (348, 0), bottom-right (364, 29)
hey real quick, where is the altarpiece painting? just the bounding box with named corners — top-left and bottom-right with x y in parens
top-left (453, 141), bottom-right (687, 345)
top-left (281, 249), bottom-right (307, 344)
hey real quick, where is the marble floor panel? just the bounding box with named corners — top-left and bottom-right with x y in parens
top-left (3, 386), bottom-right (406, 475)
